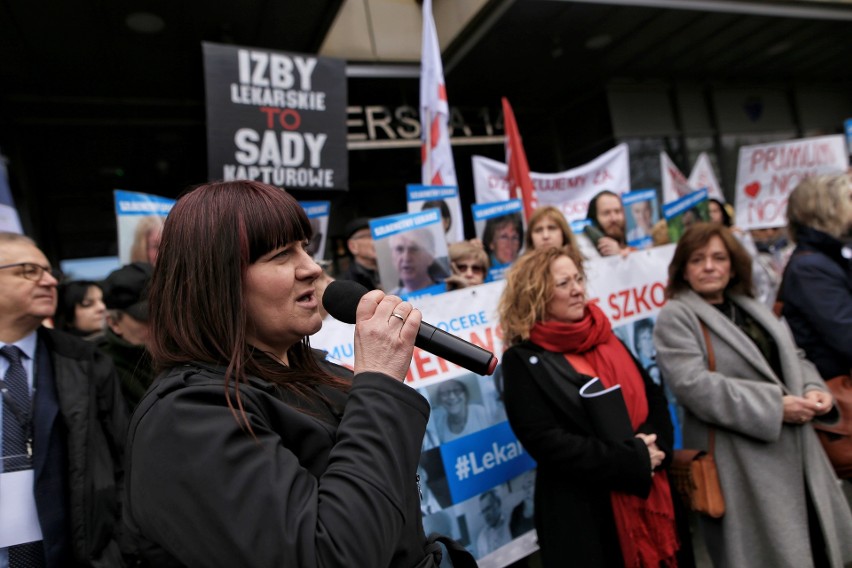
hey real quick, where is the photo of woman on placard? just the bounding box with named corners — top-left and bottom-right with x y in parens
top-left (483, 212), bottom-right (524, 267)
top-left (430, 377), bottom-right (492, 444)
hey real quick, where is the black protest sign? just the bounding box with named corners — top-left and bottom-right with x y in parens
top-left (203, 42), bottom-right (348, 190)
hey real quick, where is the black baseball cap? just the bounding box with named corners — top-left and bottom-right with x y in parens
top-left (344, 217), bottom-right (371, 241)
top-left (101, 262), bottom-right (153, 321)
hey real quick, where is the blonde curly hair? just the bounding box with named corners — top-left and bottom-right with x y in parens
top-left (498, 245), bottom-right (584, 347)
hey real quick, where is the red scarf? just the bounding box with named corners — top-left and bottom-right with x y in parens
top-left (530, 303), bottom-right (679, 568)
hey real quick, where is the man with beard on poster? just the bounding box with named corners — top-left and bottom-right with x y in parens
top-left (585, 191), bottom-right (631, 257)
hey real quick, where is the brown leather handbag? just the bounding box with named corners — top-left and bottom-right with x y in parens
top-left (669, 322), bottom-right (726, 518)
top-left (811, 373), bottom-right (852, 479)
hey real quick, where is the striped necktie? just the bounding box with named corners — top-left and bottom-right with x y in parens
top-left (1, 345), bottom-right (45, 567)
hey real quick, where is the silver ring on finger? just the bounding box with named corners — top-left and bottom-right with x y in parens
top-left (390, 312), bottom-right (405, 322)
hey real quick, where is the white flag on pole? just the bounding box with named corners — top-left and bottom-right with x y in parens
top-left (420, 0), bottom-right (457, 187)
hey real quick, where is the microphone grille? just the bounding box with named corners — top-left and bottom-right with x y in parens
top-left (322, 279), bottom-right (369, 324)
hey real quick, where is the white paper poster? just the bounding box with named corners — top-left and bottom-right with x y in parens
top-left (734, 135), bottom-right (849, 230)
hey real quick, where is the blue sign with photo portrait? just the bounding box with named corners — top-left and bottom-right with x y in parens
top-left (622, 188), bottom-right (659, 250)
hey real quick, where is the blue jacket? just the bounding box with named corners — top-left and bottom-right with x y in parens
top-left (780, 226), bottom-right (852, 379)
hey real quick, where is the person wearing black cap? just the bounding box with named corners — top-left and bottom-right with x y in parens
top-left (338, 216), bottom-right (381, 290)
top-left (98, 262), bottom-right (155, 410)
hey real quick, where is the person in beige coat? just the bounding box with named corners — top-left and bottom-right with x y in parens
top-left (654, 223), bottom-right (852, 568)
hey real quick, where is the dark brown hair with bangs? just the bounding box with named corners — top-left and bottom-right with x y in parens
top-left (665, 222), bottom-right (754, 299)
top-left (148, 180), bottom-right (348, 431)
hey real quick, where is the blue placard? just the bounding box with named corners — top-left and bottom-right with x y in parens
top-left (406, 184), bottom-right (459, 202)
top-left (439, 421), bottom-right (537, 504)
top-left (845, 118), bottom-right (852, 154)
top-left (471, 199), bottom-right (523, 222)
top-left (299, 200), bottom-right (330, 218)
top-left (621, 188), bottom-right (656, 206)
top-left (114, 190), bottom-right (175, 216)
top-left (623, 188), bottom-right (659, 250)
top-left (570, 219), bottom-right (592, 234)
top-left (0, 158), bottom-right (14, 208)
top-left (369, 209), bottom-right (441, 240)
top-left (399, 281), bottom-right (446, 302)
top-left (662, 188), bottom-right (708, 220)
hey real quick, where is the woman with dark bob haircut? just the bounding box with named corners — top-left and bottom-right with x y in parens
top-left (124, 180), bottom-right (473, 567)
top-left (655, 222), bottom-right (852, 567)
top-left (54, 279), bottom-right (106, 339)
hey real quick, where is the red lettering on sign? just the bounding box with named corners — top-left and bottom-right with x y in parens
top-left (469, 327), bottom-right (496, 354)
top-left (746, 197), bottom-right (789, 224)
top-left (413, 348), bottom-right (439, 380)
top-left (259, 107), bottom-right (302, 130)
top-left (593, 169), bottom-right (613, 185)
top-left (605, 283), bottom-right (667, 321)
top-left (633, 285), bottom-right (651, 313)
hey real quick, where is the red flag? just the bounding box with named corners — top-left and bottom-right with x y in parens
top-left (502, 97), bottom-right (536, 220)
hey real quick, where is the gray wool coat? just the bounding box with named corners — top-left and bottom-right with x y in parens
top-left (654, 290), bottom-right (852, 568)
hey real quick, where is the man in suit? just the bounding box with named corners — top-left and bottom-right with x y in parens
top-left (0, 232), bottom-right (128, 567)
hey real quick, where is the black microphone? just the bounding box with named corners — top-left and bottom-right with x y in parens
top-left (322, 280), bottom-right (499, 376)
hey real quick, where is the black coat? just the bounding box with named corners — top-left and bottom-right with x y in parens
top-left (37, 327), bottom-right (128, 566)
top-left (780, 226), bottom-right (852, 379)
top-left (124, 362), bottom-right (433, 567)
top-left (501, 341), bottom-right (673, 568)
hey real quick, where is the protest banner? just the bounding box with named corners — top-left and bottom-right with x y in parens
top-left (407, 184), bottom-right (465, 244)
top-left (660, 151), bottom-right (693, 204)
top-left (471, 200), bottom-right (524, 282)
top-left (688, 152), bottom-right (724, 202)
top-left (113, 190), bottom-right (175, 264)
top-left (370, 209), bottom-right (450, 301)
top-left (298, 201), bottom-right (330, 261)
top-left (472, 144), bottom-right (630, 222)
top-left (622, 189), bottom-right (659, 250)
top-left (0, 155), bottom-right (22, 233)
top-left (734, 134), bottom-right (849, 230)
top-left (203, 42), bottom-right (347, 190)
top-left (663, 188), bottom-right (708, 243)
top-left (312, 244), bottom-right (678, 567)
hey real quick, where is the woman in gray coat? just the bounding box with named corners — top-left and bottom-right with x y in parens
top-left (654, 223), bottom-right (852, 568)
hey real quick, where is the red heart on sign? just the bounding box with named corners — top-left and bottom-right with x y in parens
top-left (744, 181), bottom-right (761, 198)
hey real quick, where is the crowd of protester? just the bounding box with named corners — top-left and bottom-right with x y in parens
top-left (1, 171), bottom-right (850, 567)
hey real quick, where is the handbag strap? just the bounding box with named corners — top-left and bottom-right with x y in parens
top-left (700, 321), bottom-right (717, 456)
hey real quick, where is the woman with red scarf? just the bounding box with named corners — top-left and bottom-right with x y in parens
top-left (498, 246), bottom-right (681, 567)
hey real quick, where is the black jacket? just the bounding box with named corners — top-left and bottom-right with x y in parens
top-left (96, 328), bottom-right (154, 412)
top-left (38, 327), bottom-right (128, 566)
top-left (124, 363), bottom-right (435, 567)
top-left (780, 226), bottom-right (852, 379)
top-left (501, 340), bottom-right (673, 568)
top-left (338, 260), bottom-right (381, 291)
